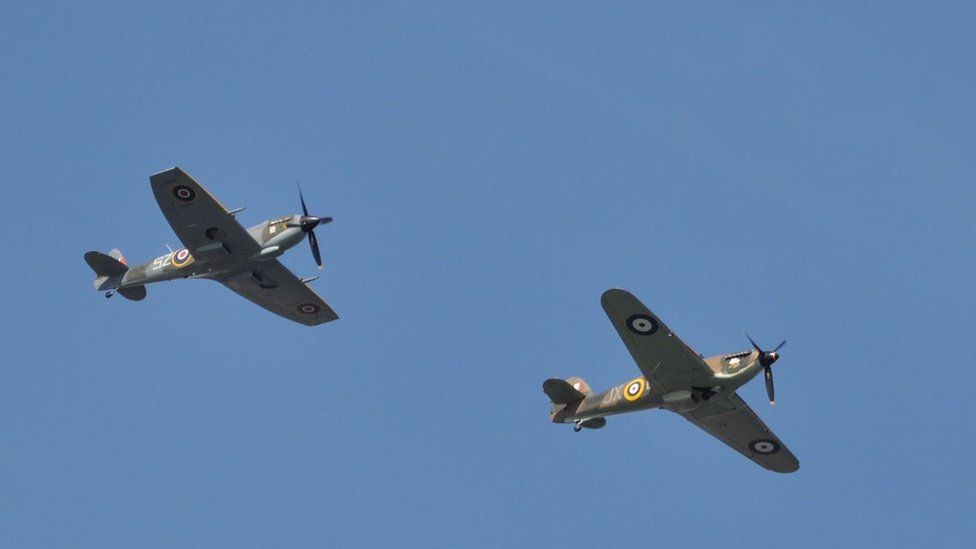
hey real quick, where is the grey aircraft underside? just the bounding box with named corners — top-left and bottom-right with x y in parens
top-left (544, 289), bottom-right (798, 473)
top-left (84, 167), bottom-right (338, 326)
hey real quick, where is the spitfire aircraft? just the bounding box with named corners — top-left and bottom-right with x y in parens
top-left (544, 289), bottom-right (798, 473)
top-left (84, 167), bottom-right (338, 326)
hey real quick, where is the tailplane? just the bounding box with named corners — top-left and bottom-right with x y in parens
top-left (543, 378), bottom-right (587, 405)
top-left (84, 249), bottom-right (146, 301)
top-left (117, 286), bottom-right (147, 301)
top-left (544, 377), bottom-right (593, 425)
top-left (84, 249), bottom-right (128, 278)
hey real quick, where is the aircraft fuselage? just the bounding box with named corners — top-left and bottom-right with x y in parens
top-left (553, 351), bottom-right (765, 424)
top-left (94, 215), bottom-right (306, 292)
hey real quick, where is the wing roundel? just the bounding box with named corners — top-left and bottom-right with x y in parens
top-left (149, 167), bottom-right (261, 262)
top-left (600, 288), bottom-right (714, 392)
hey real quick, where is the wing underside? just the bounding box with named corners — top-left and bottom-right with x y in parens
top-left (149, 167), bottom-right (260, 263)
top-left (601, 289), bottom-right (798, 472)
top-left (221, 259), bottom-right (338, 326)
top-left (680, 393), bottom-right (799, 473)
top-left (601, 288), bottom-right (714, 392)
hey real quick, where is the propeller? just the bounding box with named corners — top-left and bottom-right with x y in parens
top-left (289, 184), bottom-right (332, 269)
top-left (746, 334), bottom-right (787, 406)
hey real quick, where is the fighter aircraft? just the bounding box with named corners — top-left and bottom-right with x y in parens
top-left (84, 167), bottom-right (338, 326)
top-left (543, 289), bottom-right (798, 473)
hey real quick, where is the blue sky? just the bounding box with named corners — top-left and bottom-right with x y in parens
top-left (2, 2), bottom-right (974, 547)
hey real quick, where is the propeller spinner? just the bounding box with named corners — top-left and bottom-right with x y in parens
top-left (746, 334), bottom-right (787, 406)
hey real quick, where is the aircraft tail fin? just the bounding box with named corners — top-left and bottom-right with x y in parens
top-left (544, 377), bottom-right (593, 424)
top-left (564, 376), bottom-right (594, 396)
top-left (84, 250), bottom-right (134, 294)
top-left (108, 248), bottom-right (127, 266)
top-left (84, 250), bottom-right (147, 300)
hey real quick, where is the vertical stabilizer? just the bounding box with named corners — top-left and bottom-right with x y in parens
top-left (565, 377), bottom-right (594, 396)
top-left (108, 248), bottom-right (127, 266)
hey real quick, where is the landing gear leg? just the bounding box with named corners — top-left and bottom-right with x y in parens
top-left (573, 421), bottom-right (583, 432)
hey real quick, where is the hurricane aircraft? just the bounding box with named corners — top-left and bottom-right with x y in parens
top-left (84, 167), bottom-right (338, 326)
top-left (544, 289), bottom-right (798, 473)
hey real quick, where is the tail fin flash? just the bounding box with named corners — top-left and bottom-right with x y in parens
top-left (108, 248), bottom-right (127, 266)
top-left (565, 377), bottom-right (594, 396)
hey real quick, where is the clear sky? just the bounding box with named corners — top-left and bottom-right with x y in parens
top-left (2, 2), bottom-right (974, 547)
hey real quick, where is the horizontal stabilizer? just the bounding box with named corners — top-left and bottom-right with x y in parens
top-left (84, 251), bottom-right (128, 277)
top-left (118, 286), bottom-right (147, 301)
top-left (543, 378), bottom-right (587, 405)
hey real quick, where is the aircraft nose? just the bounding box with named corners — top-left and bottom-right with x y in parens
top-left (302, 216), bottom-right (321, 231)
top-left (302, 215), bottom-right (333, 231)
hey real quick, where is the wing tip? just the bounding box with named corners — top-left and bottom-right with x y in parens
top-left (149, 166), bottom-right (188, 182)
top-left (600, 288), bottom-right (642, 312)
top-left (601, 287), bottom-right (629, 301)
top-left (303, 313), bottom-right (340, 326)
top-left (776, 461), bottom-right (800, 474)
top-left (761, 454), bottom-right (800, 474)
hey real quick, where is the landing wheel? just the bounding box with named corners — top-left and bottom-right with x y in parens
top-left (105, 291), bottom-right (114, 299)
top-left (573, 422), bottom-right (583, 432)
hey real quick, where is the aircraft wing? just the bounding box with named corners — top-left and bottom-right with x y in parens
top-left (149, 167), bottom-right (261, 262)
top-left (680, 393), bottom-right (799, 473)
top-left (601, 289), bottom-right (715, 393)
top-left (220, 259), bottom-right (338, 326)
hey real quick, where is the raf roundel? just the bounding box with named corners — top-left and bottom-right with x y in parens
top-left (171, 248), bottom-right (193, 268)
top-left (749, 439), bottom-right (781, 455)
top-left (297, 303), bottom-right (320, 315)
top-left (626, 314), bottom-right (658, 335)
top-left (623, 377), bottom-right (647, 402)
top-left (172, 185), bottom-right (196, 202)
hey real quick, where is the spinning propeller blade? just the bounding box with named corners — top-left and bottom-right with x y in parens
top-left (745, 334), bottom-right (787, 406)
top-left (299, 184), bottom-right (310, 217)
top-left (764, 367), bottom-right (775, 406)
top-left (295, 183), bottom-right (331, 269)
top-left (308, 230), bottom-right (322, 269)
